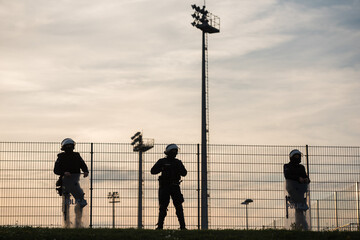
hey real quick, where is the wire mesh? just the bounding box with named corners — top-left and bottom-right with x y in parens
top-left (0, 142), bottom-right (359, 230)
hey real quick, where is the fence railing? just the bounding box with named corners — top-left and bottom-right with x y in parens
top-left (0, 142), bottom-right (359, 230)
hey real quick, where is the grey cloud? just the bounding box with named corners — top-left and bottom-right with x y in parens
top-left (0, 0), bottom-right (359, 146)
top-left (278, 0), bottom-right (359, 8)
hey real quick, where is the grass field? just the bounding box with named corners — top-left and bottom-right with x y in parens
top-left (0, 227), bottom-right (359, 240)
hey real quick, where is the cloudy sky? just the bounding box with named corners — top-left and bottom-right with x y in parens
top-left (0, 0), bottom-right (359, 145)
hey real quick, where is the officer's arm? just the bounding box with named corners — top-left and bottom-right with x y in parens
top-left (178, 161), bottom-right (187, 177)
top-left (151, 159), bottom-right (163, 175)
top-left (300, 165), bottom-right (310, 183)
top-left (78, 153), bottom-right (89, 174)
top-left (53, 157), bottom-right (64, 175)
top-left (300, 165), bottom-right (308, 178)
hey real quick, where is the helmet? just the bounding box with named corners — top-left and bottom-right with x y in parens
top-left (289, 149), bottom-right (302, 158)
top-left (164, 144), bottom-right (179, 154)
top-left (289, 149), bottom-right (302, 164)
top-left (61, 138), bottom-right (75, 150)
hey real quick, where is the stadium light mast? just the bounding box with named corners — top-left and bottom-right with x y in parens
top-left (108, 192), bottom-right (120, 228)
top-left (191, 2), bottom-right (220, 230)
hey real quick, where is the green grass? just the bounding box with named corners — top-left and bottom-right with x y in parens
top-left (0, 227), bottom-right (359, 240)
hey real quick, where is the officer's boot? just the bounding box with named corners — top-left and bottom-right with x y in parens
top-left (156, 205), bottom-right (167, 230)
top-left (175, 204), bottom-right (186, 230)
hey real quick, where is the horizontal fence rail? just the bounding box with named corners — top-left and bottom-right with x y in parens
top-left (0, 142), bottom-right (359, 230)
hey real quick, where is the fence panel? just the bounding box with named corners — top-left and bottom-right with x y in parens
top-left (207, 145), bottom-right (307, 229)
top-left (0, 142), bottom-right (359, 230)
top-left (308, 146), bottom-right (360, 231)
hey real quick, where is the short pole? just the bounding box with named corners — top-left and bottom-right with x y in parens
top-left (108, 192), bottom-right (120, 229)
top-left (245, 204), bottom-right (248, 230)
top-left (90, 143), bottom-right (94, 228)
top-left (334, 191), bottom-right (338, 228)
top-left (197, 144), bottom-right (200, 230)
top-left (356, 182), bottom-right (359, 231)
top-left (317, 200), bottom-right (320, 231)
top-left (138, 151), bottom-right (143, 229)
top-left (241, 199), bottom-right (253, 230)
top-left (112, 201), bottom-right (115, 228)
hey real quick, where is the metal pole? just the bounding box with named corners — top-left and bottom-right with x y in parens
top-left (334, 191), bottom-right (338, 228)
top-left (305, 145), bottom-right (310, 176)
top-left (138, 151), bottom-right (143, 229)
top-left (201, 30), bottom-right (208, 230)
top-left (112, 200), bottom-right (115, 228)
top-left (90, 143), bottom-right (94, 228)
top-left (317, 200), bottom-right (320, 231)
top-left (356, 182), bottom-right (359, 231)
top-left (197, 143), bottom-right (200, 230)
top-left (305, 145), bottom-right (312, 230)
top-left (245, 204), bottom-right (248, 230)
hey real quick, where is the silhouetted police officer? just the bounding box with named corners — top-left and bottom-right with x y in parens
top-left (151, 144), bottom-right (187, 230)
top-left (54, 138), bottom-right (89, 228)
top-left (284, 149), bottom-right (310, 230)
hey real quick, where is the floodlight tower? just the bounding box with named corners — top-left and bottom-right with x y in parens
top-left (191, 2), bottom-right (220, 230)
top-left (107, 192), bottom-right (120, 228)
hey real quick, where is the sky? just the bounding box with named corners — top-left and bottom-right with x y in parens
top-left (0, 0), bottom-right (359, 146)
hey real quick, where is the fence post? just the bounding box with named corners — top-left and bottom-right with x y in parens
top-left (138, 150), bottom-right (143, 229)
top-left (90, 143), bottom-right (94, 228)
top-left (334, 191), bottom-right (338, 228)
top-left (317, 200), bottom-right (320, 231)
top-left (197, 143), bottom-right (200, 230)
top-left (305, 145), bottom-right (312, 230)
top-left (356, 182), bottom-right (359, 231)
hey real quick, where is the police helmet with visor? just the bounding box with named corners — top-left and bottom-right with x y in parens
top-left (164, 144), bottom-right (179, 155)
top-left (61, 138), bottom-right (76, 151)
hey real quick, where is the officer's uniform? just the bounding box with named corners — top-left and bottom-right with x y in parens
top-left (54, 151), bottom-right (89, 227)
top-left (284, 154), bottom-right (310, 230)
top-left (284, 162), bottom-right (309, 207)
top-left (54, 151), bottom-right (89, 177)
top-left (151, 155), bottom-right (187, 229)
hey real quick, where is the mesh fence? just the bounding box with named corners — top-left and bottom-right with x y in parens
top-left (0, 142), bottom-right (359, 230)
